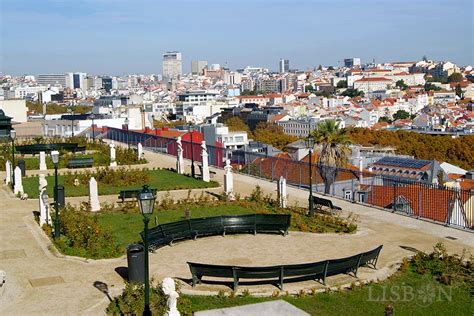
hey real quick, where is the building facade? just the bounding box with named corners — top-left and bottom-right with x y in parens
top-left (191, 60), bottom-right (208, 75)
top-left (163, 51), bottom-right (182, 81)
top-left (279, 59), bottom-right (289, 73)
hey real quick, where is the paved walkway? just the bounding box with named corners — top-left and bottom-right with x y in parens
top-left (0, 146), bottom-right (473, 315)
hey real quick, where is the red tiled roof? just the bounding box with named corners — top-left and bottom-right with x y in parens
top-left (355, 77), bottom-right (392, 82)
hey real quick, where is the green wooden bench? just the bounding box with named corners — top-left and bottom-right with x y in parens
top-left (67, 157), bottom-right (94, 169)
top-left (313, 196), bottom-right (342, 214)
top-left (187, 245), bottom-right (383, 290)
top-left (118, 188), bottom-right (158, 203)
top-left (141, 214), bottom-right (291, 250)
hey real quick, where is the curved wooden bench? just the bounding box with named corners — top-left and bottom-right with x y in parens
top-left (188, 245), bottom-right (383, 290)
top-left (141, 214), bottom-right (291, 251)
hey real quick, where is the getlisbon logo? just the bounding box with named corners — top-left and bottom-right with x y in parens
top-left (367, 276), bottom-right (452, 307)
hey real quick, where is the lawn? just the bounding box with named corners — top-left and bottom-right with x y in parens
top-left (98, 204), bottom-right (256, 249)
top-left (183, 267), bottom-right (473, 315)
top-left (22, 169), bottom-right (219, 198)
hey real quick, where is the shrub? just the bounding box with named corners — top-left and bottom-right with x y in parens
top-left (106, 280), bottom-right (192, 315)
top-left (64, 167), bottom-right (150, 187)
top-left (55, 204), bottom-right (122, 259)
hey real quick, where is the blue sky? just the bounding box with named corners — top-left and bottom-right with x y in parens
top-left (0, 0), bottom-right (472, 75)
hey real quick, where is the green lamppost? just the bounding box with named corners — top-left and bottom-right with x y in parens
top-left (90, 113), bottom-right (96, 140)
top-left (306, 135), bottom-right (315, 216)
top-left (51, 150), bottom-right (60, 239)
top-left (137, 185), bottom-right (156, 316)
top-left (10, 129), bottom-right (16, 188)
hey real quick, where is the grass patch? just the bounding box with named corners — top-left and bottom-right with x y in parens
top-left (183, 267), bottom-right (472, 315)
top-left (107, 243), bottom-right (473, 315)
top-left (22, 169), bottom-right (219, 198)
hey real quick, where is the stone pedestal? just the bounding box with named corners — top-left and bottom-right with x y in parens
top-left (224, 160), bottom-right (235, 201)
top-left (201, 141), bottom-right (210, 182)
top-left (5, 160), bottom-right (11, 184)
top-left (39, 151), bottom-right (47, 171)
top-left (109, 142), bottom-right (117, 167)
top-left (137, 143), bottom-right (143, 160)
top-left (176, 137), bottom-right (184, 174)
top-left (13, 166), bottom-right (23, 195)
top-left (89, 177), bottom-right (100, 212)
top-left (38, 174), bottom-right (49, 226)
top-left (277, 176), bottom-right (287, 208)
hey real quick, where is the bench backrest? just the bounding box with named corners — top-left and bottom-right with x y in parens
top-left (187, 262), bottom-right (234, 278)
top-left (326, 254), bottom-right (361, 276)
top-left (359, 245), bottom-right (383, 267)
top-left (283, 260), bottom-right (328, 277)
top-left (255, 214), bottom-right (291, 231)
top-left (313, 196), bottom-right (334, 208)
top-left (189, 217), bottom-right (224, 234)
top-left (235, 266), bottom-right (281, 279)
top-left (221, 214), bottom-right (256, 231)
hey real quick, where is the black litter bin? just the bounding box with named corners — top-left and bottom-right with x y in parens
top-left (17, 160), bottom-right (26, 177)
top-left (127, 243), bottom-right (145, 283)
top-left (55, 185), bottom-right (65, 208)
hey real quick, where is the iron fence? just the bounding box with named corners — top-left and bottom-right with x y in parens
top-left (105, 127), bottom-right (473, 231)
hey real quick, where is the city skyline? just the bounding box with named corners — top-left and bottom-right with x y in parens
top-left (1, 0), bottom-right (473, 75)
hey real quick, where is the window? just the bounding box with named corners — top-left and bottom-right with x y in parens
top-left (344, 190), bottom-right (352, 200)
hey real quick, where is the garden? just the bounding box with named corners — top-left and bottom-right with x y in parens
top-left (107, 243), bottom-right (473, 315)
top-left (23, 167), bottom-right (219, 198)
top-left (41, 187), bottom-right (358, 259)
top-left (0, 136), bottom-right (146, 171)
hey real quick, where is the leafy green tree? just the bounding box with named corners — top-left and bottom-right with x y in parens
top-left (393, 110), bottom-right (410, 120)
top-left (305, 85), bottom-right (315, 92)
top-left (253, 122), bottom-right (297, 150)
top-left (455, 84), bottom-right (463, 98)
top-left (447, 72), bottom-right (463, 83)
top-left (341, 88), bottom-right (364, 97)
top-left (424, 82), bottom-right (441, 91)
top-left (328, 66), bottom-right (334, 71)
top-left (224, 117), bottom-right (251, 133)
top-left (311, 120), bottom-right (351, 194)
top-left (378, 116), bottom-right (391, 123)
top-left (317, 65), bottom-right (323, 71)
top-left (336, 80), bottom-right (348, 88)
top-left (395, 79), bottom-right (408, 90)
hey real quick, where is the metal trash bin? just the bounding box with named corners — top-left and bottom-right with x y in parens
top-left (17, 160), bottom-right (26, 177)
top-left (55, 185), bottom-right (65, 208)
top-left (127, 243), bottom-right (145, 283)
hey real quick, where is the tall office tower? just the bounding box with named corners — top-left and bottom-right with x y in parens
top-left (279, 59), bottom-right (290, 73)
top-left (344, 58), bottom-right (361, 68)
top-left (162, 51), bottom-right (182, 81)
top-left (37, 74), bottom-right (67, 87)
top-left (66, 72), bottom-right (87, 90)
top-left (191, 60), bottom-right (208, 75)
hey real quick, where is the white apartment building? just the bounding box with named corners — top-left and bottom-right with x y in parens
top-left (163, 51), bottom-right (182, 81)
top-left (277, 117), bottom-right (319, 137)
top-left (37, 74), bottom-right (67, 87)
top-left (15, 85), bottom-right (46, 99)
top-left (354, 77), bottom-right (393, 93)
top-left (0, 99), bottom-right (28, 122)
top-left (202, 123), bottom-right (249, 150)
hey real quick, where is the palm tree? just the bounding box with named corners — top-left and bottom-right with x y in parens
top-left (311, 120), bottom-right (351, 194)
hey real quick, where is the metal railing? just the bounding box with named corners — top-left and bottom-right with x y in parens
top-left (104, 127), bottom-right (473, 231)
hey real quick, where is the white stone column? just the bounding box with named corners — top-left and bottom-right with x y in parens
top-left (277, 176), bottom-right (287, 208)
top-left (5, 160), bottom-right (11, 185)
top-left (109, 141), bottom-right (117, 167)
top-left (89, 177), bottom-right (100, 212)
top-left (201, 141), bottom-right (210, 182)
top-left (137, 143), bottom-right (143, 160)
top-left (13, 166), bottom-right (23, 195)
top-left (224, 160), bottom-right (235, 201)
top-left (39, 174), bottom-right (49, 226)
top-left (176, 137), bottom-right (184, 174)
top-left (39, 151), bottom-right (47, 171)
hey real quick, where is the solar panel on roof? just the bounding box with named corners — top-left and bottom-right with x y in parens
top-left (372, 156), bottom-right (431, 169)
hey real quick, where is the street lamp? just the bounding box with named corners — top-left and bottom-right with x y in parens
top-left (137, 185), bottom-right (156, 316)
top-left (68, 107), bottom-right (75, 138)
top-left (306, 136), bottom-right (315, 216)
top-left (189, 125), bottom-right (195, 178)
top-left (10, 129), bottom-right (16, 188)
top-left (51, 150), bottom-right (60, 239)
top-left (90, 113), bottom-right (96, 140)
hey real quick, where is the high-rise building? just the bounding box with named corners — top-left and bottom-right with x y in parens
top-left (344, 58), bottom-right (361, 68)
top-left (37, 74), bottom-right (67, 87)
top-left (191, 60), bottom-right (208, 75)
top-left (66, 72), bottom-right (87, 90)
top-left (279, 59), bottom-right (289, 73)
top-left (162, 51), bottom-right (182, 81)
